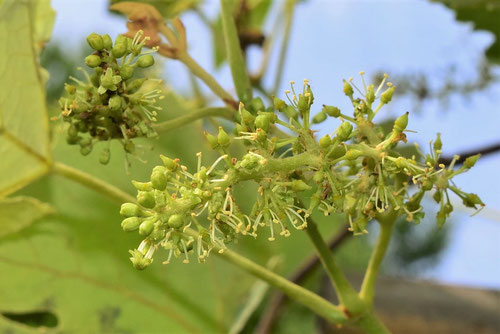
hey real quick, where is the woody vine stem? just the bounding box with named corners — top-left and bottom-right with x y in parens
top-left (52, 1), bottom-right (484, 333)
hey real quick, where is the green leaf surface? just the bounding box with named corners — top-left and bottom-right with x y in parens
top-left (110, 0), bottom-right (198, 18)
top-left (435, 0), bottom-right (500, 62)
top-left (0, 196), bottom-right (55, 238)
top-left (0, 0), bottom-right (54, 197)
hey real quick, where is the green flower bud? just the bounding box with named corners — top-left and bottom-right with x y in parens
top-left (312, 111), bottom-right (327, 124)
top-left (256, 128), bottom-right (267, 142)
top-left (380, 86), bottom-right (395, 104)
top-left (85, 55), bottom-right (101, 68)
top-left (120, 203), bottom-right (141, 217)
top-left (217, 127), bottom-right (230, 147)
top-left (160, 155), bottom-right (178, 171)
top-left (327, 145), bottom-right (346, 159)
top-left (421, 179), bottom-right (433, 191)
top-left (313, 171), bottom-right (324, 183)
top-left (129, 249), bottom-right (152, 270)
top-left (255, 114), bottom-right (271, 131)
top-left (66, 135), bottom-right (80, 145)
top-left (345, 149), bottom-right (363, 160)
top-left (139, 219), bottom-right (155, 236)
top-left (87, 33), bottom-right (105, 51)
top-left (297, 94), bottom-right (310, 114)
top-left (337, 122), bottom-right (353, 142)
top-left (463, 193), bottom-right (484, 208)
top-left (120, 64), bottom-right (134, 80)
top-left (124, 140), bottom-right (135, 153)
top-left (137, 191), bottom-right (156, 209)
top-left (151, 166), bottom-right (167, 190)
top-left (168, 214), bottom-right (184, 229)
top-left (64, 83), bottom-right (76, 95)
top-left (67, 124), bottom-right (78, 138)
top-left (343, 80), bottom-right (353, 97)
top-left (108, 95), bottom-right (122, 111)
top-left (102, 34), bottom-right (113, 50)
top-left (433, 133), bottom-right (442, 152)
top-left (319, 134), bottom-right (332, 148)
top-left (240, 107), bottom-right (255, 126)
top-left (433, 190), bottom-right (442, 204)
top-left (291, 179), bottom-right (312, 192)
top-left (99, 148), bottom-right (111, 165)
top-left (284, 105), bottom-right (298, 119)
top-left (112, 43), bottom-right (127, 58)
top-left (137, 55), bottom-right (155, 68)
top-left (464, 154), bottom-right (480, 169)
top-left (366, 84), bottom-right (375, 104)
top-left (205, 132), bottom-right (218, 149)
top-left (273, 97), bottom-right (286, 111)
top-left (250, 97), bottom-right (265, 113)
top-left (121, 217), bottom-right (141, 232)
top-left (322, 105), bottom-right (341, 118)
top-left (393, 112), bottom-right (409, 133)
top-left (80, 145), bottom-right (92, 156)
top-left (132, 180), bottom-right (153, 191)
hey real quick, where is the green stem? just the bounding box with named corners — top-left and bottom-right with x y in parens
top-left (272, 0), bottom-right (296, 96)
top-left (52, 162), bottom-right (135, 204)
top-left (183, 229), bottom-right (347, 325)
top-left (303, 218), bottom-right (364, 312)
top-left (359, 213), bottom-right (397, 304)
top-left (177, 52), bottom-right (237, 108)
top-left (354, 310), bottom-right (391, 334)
top-left (153, 107), bottom-right (233, 133)
top-left (219, 0), bottom-right (253, 103)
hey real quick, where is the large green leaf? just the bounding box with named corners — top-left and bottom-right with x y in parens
top-left (0, 0), bottom-right (54, 197)
top-left (109, 0), bottom-right (198, 18)
top-left (0, 196), bottom-right (54, 238)
top-left (435, 0), bottom-right (500, 62)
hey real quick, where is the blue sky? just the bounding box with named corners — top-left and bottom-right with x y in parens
top-left (50, 0), bottom-right (500, 288)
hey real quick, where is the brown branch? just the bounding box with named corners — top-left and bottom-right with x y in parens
top-left (439, 142), bottom-right (500, 165)
top-left (255, 227), bottom-right (351, 334)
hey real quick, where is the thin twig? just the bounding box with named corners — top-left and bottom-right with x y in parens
top-left (439, 142), bottom-right (500, 165)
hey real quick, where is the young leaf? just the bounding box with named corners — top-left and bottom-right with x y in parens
top-left (0, 0), bottom-right (54, 197)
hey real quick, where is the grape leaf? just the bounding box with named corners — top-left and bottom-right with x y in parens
top-left (0, 196), bottom-right (55, 238)
top-left (435, 0), bottom-right (500, 62)
top-left (0, 0), bottom-right (54, 197)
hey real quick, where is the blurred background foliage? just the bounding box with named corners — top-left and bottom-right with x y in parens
top-left (1, 0), bottom-right (499, 333)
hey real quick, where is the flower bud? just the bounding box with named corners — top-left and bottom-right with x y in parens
top-left (312, 111), bottom-right (327, 124)
top-left (256, 128), bottom-right (267, 142)
top-left (80, 145), bottom-right (92, 156)
top-left (343, 80), bottom-right (353, 97)
top-left (168, 214), bottom-right (184, 229)
top-left (393, 112), bottom-right (408, 133)
top-left (380, 86), bottom-right (394, 104)
top-left (132, 180), bottom-right (153, 191)
top-left (319, 134), bottom-right (332, 148)
top-left (345, 149), bottom-right (363, 160)
top-left (291, 179), bottom-right (311, 192)
top-left (205, 132), bottom-right (218, 149)
top-left (121, 217), bottom-right (141, 232)
top-left (64, 83), bottom-right (76, 95)
top-left (366, 84), bottom-right (375, 104)
top-left (217, 127), bottom-right (230, 147)
top-left (112, 43), bottom-right (127, 58)
top-left (464, 154), bottom-right (480, 169)
top-left (120, 203), bottom-right (141, 217)
top-left (85, 55), bottom-right (101, 68)
top-left (139, 219), bottom-right (155, 236)
top-left (421, 179), bottom-right (433, 191)
top-left (102, 34), bottom-right (113, 50)
top-left (137, 191), bottom-right (156, 208)
top-left (108, 95), bottom-right (122, 111)
top-left (463, 193), bottom-right (484, 208)
top-left (273, 97), bottom-right (286, 111)
top-left (255, 114), bottom-right (271, 131)
top-left (120, 65), bottom-right (134, 80)
top-left (137, 55), bottom-right (155, 68)
top-left (250, 97), bottom-right (265, 113)
top-left (160, 155), bottom-right (177, 171)
top-left (239, 107), bottom-right (255, 126)
top-left (99, 148), bottom-right (110, 165)
top-left (433, 133), bottom-right (442, 152)
top-left (322, 105), bottom-right (340, 118)
top-left (297, 94), bottom-right (310, 114)
top-left (124, 140), bottom-right (135, 153)
top-left (337, 122), bottom-right (353, 142)
top-left (313, 171), bottom-right (324, 183)
top-left (151, 166), bottom-right (167, 190)
top-left (87, 33), bottom-right (104, 51)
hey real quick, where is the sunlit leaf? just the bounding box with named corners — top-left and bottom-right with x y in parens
top-left (0, 196), bottom-right (54, 238)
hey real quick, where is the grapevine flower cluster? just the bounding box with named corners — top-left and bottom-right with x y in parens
top-left (120, 73), bottom-right (484, 270)
top-left (57, 31), bottom-right (163, 164)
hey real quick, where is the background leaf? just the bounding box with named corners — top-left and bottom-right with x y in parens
top-left (0, 196), bottom-right (55, 238)
top-left (0, 0), bottom-right (54, 197)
